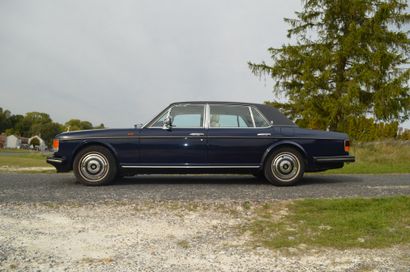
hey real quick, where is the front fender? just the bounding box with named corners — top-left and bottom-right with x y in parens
top-left (70, 140), bottom-right (120, 166)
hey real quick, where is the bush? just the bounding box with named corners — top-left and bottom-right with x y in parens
top-left (398, 130), bottom-right (410, 140)
top-left (336, 117), bottom-right (398, 142)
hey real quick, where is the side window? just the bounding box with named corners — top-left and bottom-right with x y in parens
top-left (251, 107), bottom-right (270, 127)
top-left (209, 105), bottom-right (254, 128)
top-left (169, 105), bottom-right (204, 128)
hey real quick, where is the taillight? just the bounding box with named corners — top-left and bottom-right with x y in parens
top-left (344, 140), bottom-right (350, 152)
top-left (52, 139), bottom-right (59, 152)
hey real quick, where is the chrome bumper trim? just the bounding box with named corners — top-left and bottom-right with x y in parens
top-left (313, 156), bottom-right (355, 163)
top-left (46, 157), bottom-right (65, 164)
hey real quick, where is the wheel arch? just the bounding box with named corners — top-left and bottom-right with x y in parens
top-left (71, 140), bottom-right (119, 170)
top-left (261, 140), bottom-right (308, 167)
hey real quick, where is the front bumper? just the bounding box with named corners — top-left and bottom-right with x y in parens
top-left (46, 156), bottom-right (70, 172)
top-left (313, 155), bottom-right (356, 163)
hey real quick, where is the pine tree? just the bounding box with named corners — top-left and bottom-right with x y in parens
top-left (249, 0), bottom-right (410, 131)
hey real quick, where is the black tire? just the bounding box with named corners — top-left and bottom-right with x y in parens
top-left (73, 145), bottom-right (117, 186)
top-left (264, 147), bottom-right (305, 186)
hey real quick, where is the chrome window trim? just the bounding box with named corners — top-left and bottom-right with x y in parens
top-left (249, 106), bottom-right (256, 127)
top-left (205, 104), bottom-right (210, 129)
top-left (202, 104), bottom-right (207, 128)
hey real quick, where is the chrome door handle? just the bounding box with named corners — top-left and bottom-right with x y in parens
top-left (189, 133), bottom-right (205, 136)
top-left (257, 133), bottom-right (271, 136)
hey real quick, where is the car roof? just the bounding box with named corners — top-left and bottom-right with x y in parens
top-left (170, 101), bottom-right (262, 106)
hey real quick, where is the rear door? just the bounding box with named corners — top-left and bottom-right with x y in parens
top-left (206, 104), bottom-right (274, 166)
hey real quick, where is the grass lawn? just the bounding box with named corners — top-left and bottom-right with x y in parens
top-left (324, 140), bottom-right (410, 174)
top-left (242, 196), bottom-right (410, 249)
top-left (0, 149), bottom-right (50, 168)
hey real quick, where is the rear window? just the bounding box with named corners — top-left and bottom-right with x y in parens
top-left (210, 105), bottom-right (254, 128)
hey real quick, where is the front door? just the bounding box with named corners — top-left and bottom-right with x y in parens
top-left (139, 104), bottom-right (207, 166)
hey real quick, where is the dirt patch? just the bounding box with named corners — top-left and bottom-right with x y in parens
top-left (0, 201), bottom-right (409, 271)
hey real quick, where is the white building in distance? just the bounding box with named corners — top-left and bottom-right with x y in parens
top-left (5, 135), bottom-right (21, 149)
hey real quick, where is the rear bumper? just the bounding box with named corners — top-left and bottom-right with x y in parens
top-left (46, 156), bottom-right (70, 172)
top-left (313, 155), bottom-right (355, 163)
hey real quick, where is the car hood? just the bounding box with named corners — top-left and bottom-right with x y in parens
top-left (57, 128), bottom-right (137, 140)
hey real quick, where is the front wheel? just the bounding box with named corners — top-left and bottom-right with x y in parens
top-left (73, 145), bottom-right (117, 186)
top-left (264, 147), bottom-right (305, 186)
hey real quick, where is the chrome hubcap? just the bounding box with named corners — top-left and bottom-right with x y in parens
top-left (79, 152), bottom-right (109, 182)
top-left (271, 152), bottom-right (300, 182)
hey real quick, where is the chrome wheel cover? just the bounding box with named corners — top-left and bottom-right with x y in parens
top-left (78, 152), bottom-right (109, 182)
top-left (271, 152), bottom-right (300, 182)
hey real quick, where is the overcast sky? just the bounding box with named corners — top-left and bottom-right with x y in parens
top-left (1, 0), bottom-right (409, 128)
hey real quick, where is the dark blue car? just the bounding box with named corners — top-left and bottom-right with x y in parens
top-left (47, 101), bottom-right (355, 186)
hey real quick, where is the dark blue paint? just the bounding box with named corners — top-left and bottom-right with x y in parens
top-left (47, 103), bottom-right (352, 174)
top-left (138, 128), bottom-right (207, 164)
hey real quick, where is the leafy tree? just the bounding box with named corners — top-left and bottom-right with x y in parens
top-left (94, 123), bottom-right (105, 129)
top-left (12, 112), bottom-right (58, 145)
top-left (64, 119), bottom-right (93, 131)
top-left (0, 107), bottom-right (11, 133)
top-left (30, 137), bottom-right (40, 147)
top-left (38, 122), bottom-right (64, 146)
top-left (8, 114), bottom-right (23, 131)
top-left (12, 112), bottom-right (52, 137)
top-left (0, 107), bottom-right (105, 146)
top-left (249, 0), bottom-right (410, 132)
top-left (5, 128), bottom-right (15, 136)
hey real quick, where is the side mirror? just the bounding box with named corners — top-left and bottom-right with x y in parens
top-left (163, 116), bottom-right (173, 130)
top-left (134, 123), bottom-right (144, 129)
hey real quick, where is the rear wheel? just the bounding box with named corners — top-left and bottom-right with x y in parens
top-left (73, 145), bottom-right (117, 186)
top-left (264, 147), bottom-right (304, 186)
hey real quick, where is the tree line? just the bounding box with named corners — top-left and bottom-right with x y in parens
top-left (249, 0), bottom-right (410, 142)
top-left (0, 107), bottom-right (104, 146)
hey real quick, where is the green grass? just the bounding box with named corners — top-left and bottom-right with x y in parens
top-left (0, 148), bottom-right (40, 153)
top-left (0, 149), bottom-right (49, 168)
top-left (243, 196), bottom-right (410, 249)
top-left (325, 140), bottom-right (410, 174)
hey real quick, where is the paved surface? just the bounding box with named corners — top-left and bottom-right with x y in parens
top-left (0, 173), bottom-right (409, 203)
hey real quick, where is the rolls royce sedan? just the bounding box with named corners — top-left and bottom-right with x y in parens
top-left (47, 101), bottom-right (355, 186)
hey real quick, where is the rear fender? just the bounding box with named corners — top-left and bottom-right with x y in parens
top-left (260, 140), bottom-right (309, 166)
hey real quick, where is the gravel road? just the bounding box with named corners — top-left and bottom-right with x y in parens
top-left (0, 173), bottom-right (410, 203)
top-left (2, 173), bottom-right (410, 271)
